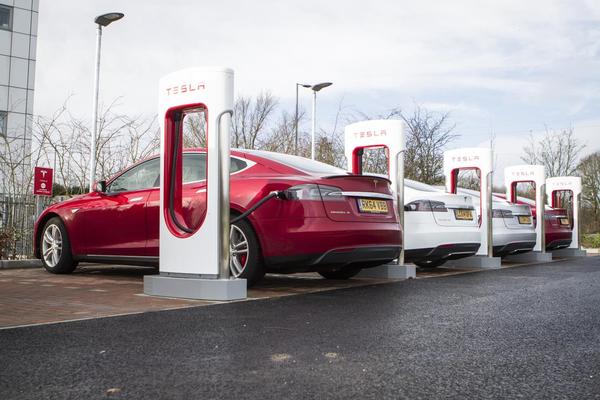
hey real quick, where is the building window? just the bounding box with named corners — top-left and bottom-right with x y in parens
top-left (0, 6), bottom-right (11, 31)
top-left (0, 111), bottom-right (7, 137)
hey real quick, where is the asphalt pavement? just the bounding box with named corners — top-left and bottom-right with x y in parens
top-left (1, 256), bottom-right (600, 399)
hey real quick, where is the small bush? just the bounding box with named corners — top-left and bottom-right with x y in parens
top-left (582, 233), bottom-right (600, 249)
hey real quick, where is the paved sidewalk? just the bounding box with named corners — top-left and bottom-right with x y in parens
top-left (0, 265), bottom-right (403, 328)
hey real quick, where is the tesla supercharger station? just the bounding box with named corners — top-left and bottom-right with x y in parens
top-left (144, 67), bottom-right (247, 301)
top-left (343, 120), bottom-right (415, 279)
top-left (442, 147), bottom-right (501, 268)
top-left (503, 164), bottom-right (552, 262)
top-left (546, 176), bottom-right (586, 257)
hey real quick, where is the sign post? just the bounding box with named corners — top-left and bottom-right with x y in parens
top-left (33, 167), bottom-right (53, 217)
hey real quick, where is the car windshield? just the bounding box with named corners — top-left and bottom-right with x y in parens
top-left (245, 150), bottom-right (348, 175)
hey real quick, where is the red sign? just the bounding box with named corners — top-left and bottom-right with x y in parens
top-left (33, 167), bottom-right (53, 196)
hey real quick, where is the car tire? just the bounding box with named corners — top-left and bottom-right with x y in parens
top-left (40, 217), bottom-right (78, 274)
top-left (229, 218), bottom-right (265, 287)
top-left (318, 266), bottom-right (362, 280)
top-left (414, 259), bottom-right (446, 268)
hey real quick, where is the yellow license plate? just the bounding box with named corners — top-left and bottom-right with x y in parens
top-left (357, 199), bottom-right (388, 214)
top-left (454, 209), bottom-right (473, 220)
top-left (518, 216), bottom-right (532, 224)
top-left (559, 218), bottom-right (570, 226)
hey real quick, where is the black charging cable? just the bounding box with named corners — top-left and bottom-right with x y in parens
top-left (231, 191), bottom-right (286, 224)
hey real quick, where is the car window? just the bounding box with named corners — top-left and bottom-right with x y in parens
top-left (182, 153), bottom-right (249, 183)
top-left (182, 153), bottom-right (207, 183)
top-left (243, 149), bottom-right (347, 175)
top-left (108, 158), bottom-right (160, 193)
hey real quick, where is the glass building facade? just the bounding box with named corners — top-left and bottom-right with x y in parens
top-left (0, 0), bottom-right (38, 150)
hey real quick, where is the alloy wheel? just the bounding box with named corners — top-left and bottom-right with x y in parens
top-left (229, 224), bottom-right (249, 277)
top-left (42, 224), bottom-right (63, 268)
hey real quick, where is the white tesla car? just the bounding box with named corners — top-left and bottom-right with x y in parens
top-left (453, 188), bottom-right (536, 257)
top-left (404, 179), bottom-right (481, 268)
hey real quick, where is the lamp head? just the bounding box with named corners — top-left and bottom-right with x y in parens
top-left (312, 82), bottom-right (333, 92)
top-left (95, 12), bottom-right (125, 27)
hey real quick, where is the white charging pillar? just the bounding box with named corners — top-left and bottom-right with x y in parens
top-left (503, 164), bottom-right (552, 262)
top-left (144, 67), bottom-right (246, 300)
top-left (343, 119), bottom-right (415, 279)
top-left (442, 147), bottom-right (501, 269)
top-left (546, 176), bottom-right (586, 257)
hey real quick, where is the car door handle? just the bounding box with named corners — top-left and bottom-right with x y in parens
top-left (129, 196), bottom-right (144, 202)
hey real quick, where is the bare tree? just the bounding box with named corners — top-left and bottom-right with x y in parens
top-left (260, 109), bottom-right (310, 156)
top-left (521, 127), bottom-right (585, 177)
top-left (231, 92), bottom-right (278, 149)
top-left (352, 104), bottom-right (458, 183)
top-left (578, 152), bottom-right (600, 233)
top-left (400, 106), bottom-right (457, 184)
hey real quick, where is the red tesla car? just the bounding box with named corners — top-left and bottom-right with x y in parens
top-left (34, 149), bottom-right (401, 285)
top-left (494, 194), bottom-right (572, 250)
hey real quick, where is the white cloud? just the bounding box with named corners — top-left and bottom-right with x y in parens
top-left (33, 0), bottom-right (600, 148)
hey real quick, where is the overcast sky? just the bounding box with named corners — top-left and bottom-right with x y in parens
top-left (35, 0), bottom-right (600, 177)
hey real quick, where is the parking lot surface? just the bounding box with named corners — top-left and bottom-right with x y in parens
top-left (0, 263), bottom-right (485, 329)
top-left (1, 256), bottom-right (599, 399)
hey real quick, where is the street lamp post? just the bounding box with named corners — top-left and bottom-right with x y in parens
top-left (295, 83), bottom-right (310, 156)
top-left (88, 12), bottom-right (124, 192)
top-left (309, 82), bottom-right (332, 160)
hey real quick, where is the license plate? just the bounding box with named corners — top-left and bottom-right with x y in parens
top-left (559, 218), bottom-right (570, 226)
top-left (454, 209), bottom-right (473, 220)
top-left (357, 199), bottom-right (388, 214)
top-left (518, 216), bottom-right (532, 224)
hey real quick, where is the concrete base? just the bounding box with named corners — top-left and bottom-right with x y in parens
top-left (144, 275), bottom-right (247, 301)
top-left (503, 251), bottom-right (553, 263)
top-left (445, 255), bottom-right (502, 269)
top-left (551, 248), bottom-right (588, 258)
top-left (357, 263), bottom-right (416, 279)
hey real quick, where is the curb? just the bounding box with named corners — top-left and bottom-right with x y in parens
top-left (0, 259), bottom-right (42, 269)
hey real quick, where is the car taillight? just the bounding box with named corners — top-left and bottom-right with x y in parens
top-left (285, 184), bottom-right (343, 201)
top-left (492, 209), bottom-right (513, 218)
top-left (405, 200), bottom-right (447, 212)
top-left (317, 185), bottom-right (345, 201)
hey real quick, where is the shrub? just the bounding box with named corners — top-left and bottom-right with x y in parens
top-left (582, 233), bottom-right (600, 249)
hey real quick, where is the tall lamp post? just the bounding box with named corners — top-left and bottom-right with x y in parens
top-left (309, 82), bottom-right (332, 160)
top-left (88, 12), bottom-right (124, 192)
top-left (294, 83), bottom-right (311, 156)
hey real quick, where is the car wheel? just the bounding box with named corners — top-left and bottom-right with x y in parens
top-left (229, 219), bottom-right (265, 286)
top-left (40, 217), bottom-right (78, 274)
top-left (318, 266), bottom-right (362, 280)
top-left (414, 259), bottom-right (446, 268)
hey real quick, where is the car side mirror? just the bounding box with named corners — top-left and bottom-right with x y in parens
top-left (94, 180), bottom-right (107, 193)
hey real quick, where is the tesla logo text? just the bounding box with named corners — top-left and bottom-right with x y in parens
top-left (353, 130), bottom-right (387, 139)
top-left (451, 155), bottom-right (480, 162)
top-left (166, 83), bottom-right (206, 96)
top-left (510, 171), bottom-right (535, 177)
